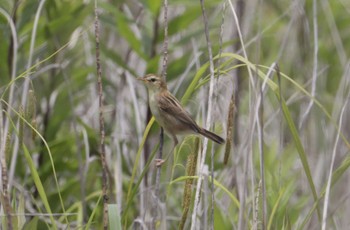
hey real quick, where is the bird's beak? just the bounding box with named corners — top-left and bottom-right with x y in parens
top-left (137, 77), bottom-right (145, 82)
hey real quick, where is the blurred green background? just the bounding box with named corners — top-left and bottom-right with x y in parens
top-left (0, 0), bottom-right (350, 229)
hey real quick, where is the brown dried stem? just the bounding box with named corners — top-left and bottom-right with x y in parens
top-left (94, 2), bottom-right (109, 229)
top-left (153, 0), bottom-right (169, 228)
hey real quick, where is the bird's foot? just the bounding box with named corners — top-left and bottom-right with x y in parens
top-left (155, 158), bottom-right (165, 167)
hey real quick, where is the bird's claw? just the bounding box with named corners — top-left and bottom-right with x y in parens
top-left (155, 159), bottom-right (165, 167)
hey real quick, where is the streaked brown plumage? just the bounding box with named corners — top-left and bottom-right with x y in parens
top-left (138, 74), bottom-right (224, 148)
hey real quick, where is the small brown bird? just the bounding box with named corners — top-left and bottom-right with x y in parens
top-left (138, 74), bottom-right (224, 165)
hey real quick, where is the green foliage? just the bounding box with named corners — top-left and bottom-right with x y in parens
top-left (1, 0), bottom-right (350, 229)
top-left (108, 204), bottom-right (122, 230)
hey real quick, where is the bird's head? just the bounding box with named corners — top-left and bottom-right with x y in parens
top-left (137, 74), bottom-right (167, 91)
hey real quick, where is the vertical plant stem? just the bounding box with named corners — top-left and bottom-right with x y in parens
top-left (322, 94), bottom-right (350, 230)
top-left (144, 9), bottom-right (160, 189)
top-left (232, 0), bottom-right (244, 148)
top-left (255, 3), bottom-right (265, 226)
top-left (94, 2), bottom-right (109, 229)
top-left (227, 2), bottom-right (257, 228)
top-left (224, 95), bottom-right (235, 165)
top-left (8, 0), bottom-right (46, 192)
top-left (258, 84), bottom-right (266, 230)
top-left (191, 0), bottom-right (216, 228)
top-left (299, 0), bottom-right (319, 128)
top-left (155, 0), bottom-right (168, 199)
top-left (153, 0), bottom-right (168, 228)
top-left (0, 129), bottom-right (12, 230)
top-left (0, 8), bottom-right (18, 230)
top-left (155, 128), bottom-right (164, 199)
top-left (209, 3), bottom-right (227, 229)
top-left (161, 0), bottom-right (168, 80)
top-left (209, 143), bottom-right (215, 230)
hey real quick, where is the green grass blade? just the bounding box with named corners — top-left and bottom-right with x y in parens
top-left (122, 145), bottom-right (159, 227)
top-left (278, 97), bottom-right (320, 219)
top-left (299, 154), bottom-right (350, 228)
top-left (123, 117), bottom-right (155, 226)
top-left (22, 145), bottom-right (57, 229)
top-left (2, 100), bottom-right (68, 225)
top-left (108, 204), bottom-right (122, 230)
top-left (85, 194), bottom-right (102, 230)
top-left (267, 188), bottom-right (285, 230)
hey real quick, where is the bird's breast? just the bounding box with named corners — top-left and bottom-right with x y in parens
top-left (148, 92), bottom-right (163, 123)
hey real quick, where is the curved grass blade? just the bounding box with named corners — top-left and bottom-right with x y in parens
top-left (2, 100), bottom-right (68, 226)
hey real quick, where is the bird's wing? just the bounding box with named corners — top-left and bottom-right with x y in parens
top-left (157, 93), bottom-right (200, 132)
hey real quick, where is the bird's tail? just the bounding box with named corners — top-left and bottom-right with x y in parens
top-left (199, 128), bottom-right (225, 144)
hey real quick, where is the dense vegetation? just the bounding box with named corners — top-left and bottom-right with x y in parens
top-left (1, 0), bottom-right (350, 229)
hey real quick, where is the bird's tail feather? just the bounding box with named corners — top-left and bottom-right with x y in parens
top-left (199, 128), bottom-right (225, 144)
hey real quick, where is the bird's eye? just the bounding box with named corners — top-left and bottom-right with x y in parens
top-left (150, 78), bottom-right (156, 82)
